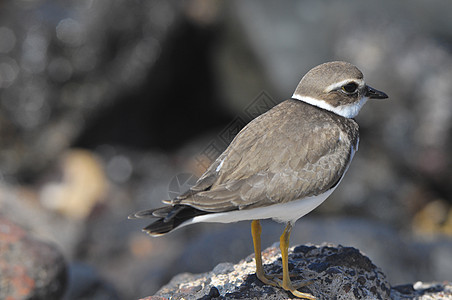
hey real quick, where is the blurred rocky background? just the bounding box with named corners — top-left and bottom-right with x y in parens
top-left (0, 0), bottom-right (451, 299)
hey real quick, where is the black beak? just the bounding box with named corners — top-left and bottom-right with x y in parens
top-left (366, 86), bottom-right (388, 99)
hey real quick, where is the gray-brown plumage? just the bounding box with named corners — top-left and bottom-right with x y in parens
top-left (174, 99), bottom-right (358, 211)
top-left (293, 61), bottom-right (365, 107)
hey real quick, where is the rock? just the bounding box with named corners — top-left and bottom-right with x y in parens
top-left (0, 183), bottom-right (83, 258)
top-left (391, 282), bottom-right (452, 300)
top-left (152, 244), bottom-right (392, 299)
top-left (0, 215), bottom-right (67, 299)
top-left (149, 243), bottom-right (452, 300)
top-left (171, 217), bottom-right (430, 286)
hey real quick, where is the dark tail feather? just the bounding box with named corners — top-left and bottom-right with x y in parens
top-left (130, 205), bottom-right (210, 236)
top-left (143, 218), bottom-right (176, 236)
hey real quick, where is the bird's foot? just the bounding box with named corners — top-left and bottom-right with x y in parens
top-left (256, 272), bottom-right (316, 299)
top-left (256, 271), bottom-right (281, 287)
top-left (288, 285), bottom-right (316, 300)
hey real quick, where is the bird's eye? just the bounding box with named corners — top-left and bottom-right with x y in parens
top-left (341, 82), bottom-right (358, 94)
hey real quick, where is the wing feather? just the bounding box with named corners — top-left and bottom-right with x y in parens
top-left (173, 100), bottom-right (358, 213)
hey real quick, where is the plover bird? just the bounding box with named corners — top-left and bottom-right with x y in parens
top-left (129, 61), bottom-right (388, 299)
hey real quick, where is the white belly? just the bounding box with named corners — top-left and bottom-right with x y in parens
top-left (180, 186), bottom-right (336, 228)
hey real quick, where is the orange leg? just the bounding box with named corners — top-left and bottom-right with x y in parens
top-left (251, 220), bottom-right (316, 299)
top-left (251, 220), bottom-right (276, 286)
top-left (279, 222), bottom-right (315, 299)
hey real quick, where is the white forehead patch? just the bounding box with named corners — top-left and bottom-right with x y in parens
top-left (291, 94), bottom-right (369, 118)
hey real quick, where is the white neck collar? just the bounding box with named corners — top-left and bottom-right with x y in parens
top-left (291, 94), bottom-right (368, 118)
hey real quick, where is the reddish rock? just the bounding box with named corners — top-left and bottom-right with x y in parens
top-left (0, 215), bottom-right (67, 299)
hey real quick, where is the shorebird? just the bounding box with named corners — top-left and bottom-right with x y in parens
top-left (129, 61), bottom-right (388, 299)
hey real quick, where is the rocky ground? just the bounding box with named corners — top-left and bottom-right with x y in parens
top-left (0, 0), bottom-right (452, 299)
top-left (146, 244), bottom-right (452, 300)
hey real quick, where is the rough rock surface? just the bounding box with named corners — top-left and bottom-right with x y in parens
top-left (145, 244), bottom-right (452, 300)
top-left (0, 215), bottom-right (67, 300)
top-left (149, 244), bottom-right (392, 300)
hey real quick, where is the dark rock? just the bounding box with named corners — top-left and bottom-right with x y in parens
top-left (0, 215), bottom-right (67, 300)
top-left (199, 286), bottom-right (220, 300)
top-left (324, 246), bottom-right (375, 272)
top-left (307, 261), bottom-right (330, 273)
top-left (145, 218), bottom-right (452, 298)
top-left (153, 244), bottom-right (392, 299)
top-left (150, 243), bottom-right (452, 299)
top-left (293, 245), bottom-right (317, 254)
top-left (392, 284), bottom-right (416, 295)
